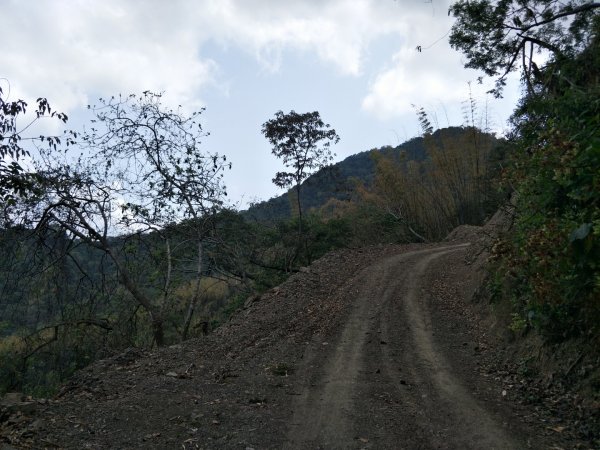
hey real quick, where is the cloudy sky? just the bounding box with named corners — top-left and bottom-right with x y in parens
top-left (2, 0), bottom-right (521, 207)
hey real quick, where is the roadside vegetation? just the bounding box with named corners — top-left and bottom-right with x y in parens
top-left (449, 0), bottom-right (599, 341)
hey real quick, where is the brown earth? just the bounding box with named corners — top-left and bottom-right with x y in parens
top-left (1, 214), bottom-right (597, 449)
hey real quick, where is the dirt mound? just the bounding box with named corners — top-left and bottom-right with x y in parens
top-left (445, 203), bottom-right (514, 244)
top-left (444, 224), bottom-right (483, 242)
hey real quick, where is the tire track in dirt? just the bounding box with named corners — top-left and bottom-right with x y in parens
top-left (286, 250), bottom-right (393, 448)
top-left (378, 247), bottom-right (517, 449)
top-left (287, 243), bottom-right (519, 449)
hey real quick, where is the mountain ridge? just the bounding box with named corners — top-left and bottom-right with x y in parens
top-left (243, 126), bottom-right (495, 223)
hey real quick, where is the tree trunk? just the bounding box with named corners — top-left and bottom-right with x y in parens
top-left (182, 240), bottom-right (203, 341)
top-left (108, 247), bottom-right (165, 347)
top-left (296, 183), bottom-right (303, 237)
top-left (159, 237), bottom-right (173, 317)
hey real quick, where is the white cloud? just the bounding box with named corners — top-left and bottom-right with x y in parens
top-left (361, 48), bottom-right (459, 118)
top-left (203, 0), bottom-right (416, 76)
top-left (1, 0), bottom-right (429, 112)
top-left (360, 0), bottom-right (522, 129)
top-left (361, 45), bottom-right (521, 132)
top-left (2, 1), bottom-right (219, 111)
top-left (360, 1), bottom-right (473, 120)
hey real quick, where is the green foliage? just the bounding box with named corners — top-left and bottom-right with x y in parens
top-left (495, 24), bottom-right (600, 341)
top-left (358, 127), bottom-right (506, 241)
top-left (509, 312), bottom-right (528, 333)
top-left (449, 0), bottom-right (600, 95)
top-left (220, 292), bottom-right (249, 323)
top-left (0, 322), bottom-right (112, 397)
top-left (245, 132), bottom-right (432, 224)
top-left (450, 0), bottom-right (600, 342)
top-left (262, 110), bottom-right (339, 193)
top-left (262, 110), bottom-right (340, 255)
top-left (0, 217), bottom-right (241, 395)
top-left (0, 336), bottom-right (22, 394)
top-left (414, 105), bottom-right (434, 135)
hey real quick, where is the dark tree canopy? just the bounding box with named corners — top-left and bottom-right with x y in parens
top-left (0, 84), bottom-right (71, 206)
top-left (262, 110), bottom-right (339, 191)
top-left (449, 0), bottom-right (600, 95)
top-left (449, 1), bottom-right (600, 340)
top-left (262, 110), bottom-right (339, 247)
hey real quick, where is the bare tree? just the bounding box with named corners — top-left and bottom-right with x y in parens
top-left (29, 92), bottom-right (229, 346)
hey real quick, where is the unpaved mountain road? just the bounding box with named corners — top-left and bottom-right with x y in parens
top-left (3, 234), bottom-right (565, 449)
top-left (287, 244), bottom-right (523, 449)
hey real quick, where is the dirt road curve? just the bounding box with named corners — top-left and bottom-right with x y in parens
top-left (287, 244), bottom-right (520, 449)
top-left (3, 240), bottom-right (556, 449)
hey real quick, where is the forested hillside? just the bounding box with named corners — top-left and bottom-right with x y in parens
top-left (244, 126), bottom-right (500, 224)
top-left (243, 131), bottom-right (430, 223)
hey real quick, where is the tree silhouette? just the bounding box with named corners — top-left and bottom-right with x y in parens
top-left (262, 110), bottom-right (339, 243)
top-left (449, 0), bottom-right (600, 96)
top-left (0, 83), bottom-right (73, 207)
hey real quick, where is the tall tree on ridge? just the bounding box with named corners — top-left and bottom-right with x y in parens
top-left (262, 110), bottom-right (339, 260)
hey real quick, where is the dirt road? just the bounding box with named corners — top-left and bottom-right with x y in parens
top-left (287, 244), bottom-right (524, 449)
top-left (3, 240), bottom-right (557, 449)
